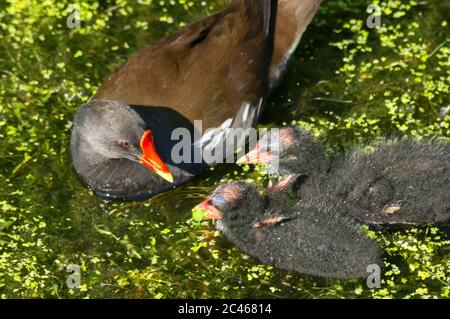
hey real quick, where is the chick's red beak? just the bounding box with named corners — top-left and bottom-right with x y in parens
top-left (236, 143), bottom-right (273, 164)
top-left (193, 196), bottom-right (222, 220)
top-left (140, 130), bottom-right (174, 183)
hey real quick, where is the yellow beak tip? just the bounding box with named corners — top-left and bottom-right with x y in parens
top-left (160, 172), bottom-right (174, 184)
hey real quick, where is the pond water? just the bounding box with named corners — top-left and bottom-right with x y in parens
top-left (0, 0), bottom-right (449, 298)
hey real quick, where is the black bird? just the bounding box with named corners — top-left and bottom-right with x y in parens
top-left (238, 125), bottom-right (328, 176)
top-left (239, 126), bottom-right (450, 225)
top-left (70, 0), bottom-right (323, 200)
top-left (194, 181), bottom-right (381, 279)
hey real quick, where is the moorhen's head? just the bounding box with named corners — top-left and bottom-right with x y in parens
top-left (70, 100), bottom-right (174, 198)
top-left (237, 126), bottom-right (327, 176)
top-left (194, 182), bottom-right (264, 235)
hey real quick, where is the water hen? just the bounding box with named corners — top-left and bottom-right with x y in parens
top-left (239, 126), bottom-right (450, 225)
top-left (71, 0), bottom-right (323, 200)
top-left (71, 0), bottom-right (277, 199)
top-left (194, 182), bottom-right (381, 279)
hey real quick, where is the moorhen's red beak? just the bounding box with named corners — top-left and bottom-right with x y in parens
top-left (140, 130), bottom-right (174, 183)
top-left (237, 143), bottom-right (273, 164)
top-left (193, 196), bottom-right (222, 220)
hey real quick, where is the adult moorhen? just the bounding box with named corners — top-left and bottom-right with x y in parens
top-left (71, 0), bottom-right (276, 199)
top-left (239, 126), bottom-right (450, 225)
top-left (194, 181), bottom-right (381, 279)
top-left (71, 0), bottom-right (323, 200)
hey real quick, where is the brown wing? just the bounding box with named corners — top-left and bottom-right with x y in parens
top-left (94, 0), bottom-right (274, 130)
top-left (270, 0), bottom-right (323, 88)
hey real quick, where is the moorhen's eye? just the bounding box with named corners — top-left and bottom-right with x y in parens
top-left (207, 198), bottom-right (222, 211)
top-left (118, 140), bottom-right (131, 149)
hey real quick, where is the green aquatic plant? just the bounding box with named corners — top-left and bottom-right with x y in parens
top-left (0, 0), bottom-right (449, 298)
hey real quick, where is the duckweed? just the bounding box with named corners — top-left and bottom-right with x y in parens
top-left (0, 0), bottom-right (448, 298)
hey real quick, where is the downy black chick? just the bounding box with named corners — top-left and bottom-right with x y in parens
top-left (194, 182), bottom-right (381, 279)
top-left (239, 126), bottom-right (450, 225)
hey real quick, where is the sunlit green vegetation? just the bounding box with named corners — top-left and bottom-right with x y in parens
top-left (0, 0), bottom-right (449, 298)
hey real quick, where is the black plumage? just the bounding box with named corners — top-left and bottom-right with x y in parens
top-left (196, 182), bottom-right (381, 279)
top-left (327, 138), bottom-right (450, 225)
top-left (241, 126), bottom-right (450, 225)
